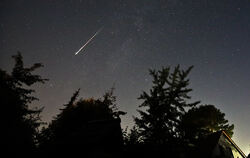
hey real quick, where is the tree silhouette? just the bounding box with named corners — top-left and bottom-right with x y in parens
top-left (0, 52), bottom-right (47, 155)
top-left (123, 126), bottom-right (141, 145)
top-left (134, 65), bottom-right (200, 145)
top-left (180, 104), bottom-right (234, 144)
top-left (39, 89), bottom-right (126, 156)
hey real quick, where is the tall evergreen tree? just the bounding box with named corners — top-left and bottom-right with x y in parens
top-left (0, 52), bottom-right (47, 155)
top-left (134, 65), bottom-right (199, 144)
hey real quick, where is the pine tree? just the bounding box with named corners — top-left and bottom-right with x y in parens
top-left (134, 65), bottom-right (199, 144)
top-left (0, 52), bottom-right (47, 155)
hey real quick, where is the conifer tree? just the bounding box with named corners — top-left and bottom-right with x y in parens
top-left (0, 52), bottom-right (47, 155)
top-left (134, 65), bottom-right (199, 144)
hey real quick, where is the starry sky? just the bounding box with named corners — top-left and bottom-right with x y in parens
top-left (0, 0), bottom-right (250, 154)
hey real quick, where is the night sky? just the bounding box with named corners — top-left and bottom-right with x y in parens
top-left (1, 0), bottom-right (249, 154)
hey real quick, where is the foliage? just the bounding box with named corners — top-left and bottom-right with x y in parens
top-left (180, 104), bottom-right (234, 143)
top-left (0, 52), bottom-right (47, 154)
top-left (134, 65), bottom-right (200, 145)
top-left (38, 88), bottom-right (126, 150)
top-left (1, 52), bottom-right (238, 157)
top-left (123, 126), bottom-right (141, 145)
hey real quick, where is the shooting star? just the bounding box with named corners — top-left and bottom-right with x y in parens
top-left (75, 27), bottom-right (103, 55)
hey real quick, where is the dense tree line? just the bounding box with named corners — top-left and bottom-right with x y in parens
top-left (1, 52), bottom-right (236, 157)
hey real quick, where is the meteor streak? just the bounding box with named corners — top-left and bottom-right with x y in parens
top-left (75, 27), bottom-right (103, 55)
